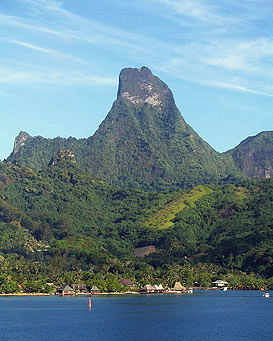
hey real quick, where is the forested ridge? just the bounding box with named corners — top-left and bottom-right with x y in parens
top-left (7, 67), bottom-right (242, 191)
top-left (0, 155), bottom-right (273, 293)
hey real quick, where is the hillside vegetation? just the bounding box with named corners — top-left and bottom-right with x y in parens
top-left (0, 156), bottom-right (273, 292)
top-left (227, 131), bottom-right (273, 179)
top-left (145, 185), bottom-right (213, 229)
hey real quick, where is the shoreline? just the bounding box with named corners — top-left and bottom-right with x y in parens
top-left (0, 287), bottom-right (266, 297)
top-left (0, 293), bottom-right (51, 296)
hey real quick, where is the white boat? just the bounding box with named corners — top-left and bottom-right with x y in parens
top-left (263, 292), bottom-right (270, 298)
top-left (220, 287), bottom-right (228, 291)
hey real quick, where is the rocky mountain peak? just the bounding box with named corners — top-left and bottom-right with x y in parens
top-left (6, 66), bottom-right (241, 190)
top-left (117, 66), bottom-right (174, 108)
top-left (12, 131), bottom-right (31, 156)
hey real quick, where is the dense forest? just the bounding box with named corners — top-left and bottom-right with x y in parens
top-left (0, 151), bottom-right (273, 293)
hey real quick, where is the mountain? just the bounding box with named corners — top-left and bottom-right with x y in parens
top-left (81, 67), bottom-right (241, 189)
top-left (227, 131), bottom-right (273, 179)
top-left (1, 158), bottom-right (273, 281)
top-left (8, 66), bottom-right (239, 190)
top-left (2, 66), bottom-right (273, 291)
top-left (8, 132), bottom-right (88, 169)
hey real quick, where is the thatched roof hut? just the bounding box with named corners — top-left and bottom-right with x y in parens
top-left (91, 285), bottom-right (100, 293)
top-left (212, 280), bottom-right (228, 287)
top-left (55, 284), bottom-right (75, 295)
top-left (140, 284), bottom-right (155, 293)
top-left (154, 284), bottom-right (164, 292)
top-left (173, 282), bottom-right (186, 291)
top-left (157, 284), bottom-right (164, 290)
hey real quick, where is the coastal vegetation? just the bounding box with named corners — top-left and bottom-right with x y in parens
top-left (0, 158), bottom-right (273, 293)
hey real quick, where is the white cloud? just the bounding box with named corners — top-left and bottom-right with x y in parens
top-left (0, 9), bottom-right (148, 51)
top-left (5, 39), bottom-right (92, 65)
top-left (114, 0), bottom-right (246, 27)
top-left (206, 82), bottom-right (273, 97)
top-left (7, 39), bottom-right (54, 54)
top-left (0, 13), bottom-right (65, 37)
top-left (153, 0), bottom-right (223, 23)
top-left (1, 0), bottom-right (273, 97)
top-left (0, 66), bottom-right (117, 86)
top-left (202, 38), bottom-right (273, 74)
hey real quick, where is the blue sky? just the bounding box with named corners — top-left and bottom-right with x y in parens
top-left (1, 0), bottom-right (273, 160)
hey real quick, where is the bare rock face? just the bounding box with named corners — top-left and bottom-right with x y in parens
top-left (117, 66), bottom-right (174, 108)
top-left (12, 131), bottom-right (31, 156)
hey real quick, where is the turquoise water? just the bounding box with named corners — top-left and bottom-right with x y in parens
top-left (0, 290), bottom-right (272, 340)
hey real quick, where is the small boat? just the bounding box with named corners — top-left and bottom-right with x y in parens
top-left (263, 292), bottom-right (270, 298)
top-left (220, 287), bottom-right (228, 291)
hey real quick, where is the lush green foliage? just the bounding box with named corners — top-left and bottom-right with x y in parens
top-left (0, 157), bottom-right (273, 293)
top-left (227, 131), bottom-right (273, 179)
top-left (145, 185), bottom-right (213, 229)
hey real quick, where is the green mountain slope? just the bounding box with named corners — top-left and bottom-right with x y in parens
top-left (1, 158), bottom-right (273, 288)
top-left (145, 185), bottom-right (213, 229)
top-left (227, 131), bottom-right (273, 179)
top-left (1, 157), bottom-right (273, 272)
top-left (7, 67), bottom-right (241, 190)
top-left (0, 156), bottom-right (173, 257)
top-left (158, 179), bottom-right (273, 277)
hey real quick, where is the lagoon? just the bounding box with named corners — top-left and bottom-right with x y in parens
top-left (0, 290), bottom-right (272, 340)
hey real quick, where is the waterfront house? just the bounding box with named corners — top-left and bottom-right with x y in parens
top-left (55, 285), bottom-right (75, 296)
top-left (173, 282), bottom-right (186, 292)
top-left (90, 285), bottom-right (100, 294)
top-left (154, 284), bottom-right (164, 293)
top-left (212, 280), bottom-right (228, 288)
top-left (118, 278), bottom-right (136, 290)
top-left (139, 284), bottom-right (155, 293)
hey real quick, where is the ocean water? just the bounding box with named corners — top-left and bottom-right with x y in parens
top-left (0, 290), bottom-right (272, 341)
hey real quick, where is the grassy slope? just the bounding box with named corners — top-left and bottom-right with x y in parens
top-left (145, 185), bottom-right (213, 229)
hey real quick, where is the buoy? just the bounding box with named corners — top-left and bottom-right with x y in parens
top-left (89, 297), bottom-right (91, 310)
